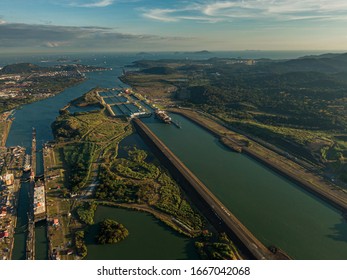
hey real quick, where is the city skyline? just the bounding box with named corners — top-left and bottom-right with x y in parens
top-left (1, 0), bottom-right (347, 53)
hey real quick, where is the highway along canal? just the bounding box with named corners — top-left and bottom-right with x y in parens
top-left (142, 115), bottom-right (347, 260)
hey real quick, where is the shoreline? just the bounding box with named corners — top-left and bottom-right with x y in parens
top-left (97, 201), bottom-right (200, 238)
top-left (0, 111), bottom-right (13, 147)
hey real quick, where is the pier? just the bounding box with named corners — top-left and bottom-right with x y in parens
top-left (133, 118), bottom-right (288, 260)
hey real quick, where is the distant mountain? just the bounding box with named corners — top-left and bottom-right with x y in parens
top-left (270, 53), bottom-right (347, 73)
top-left (0, 63), bottom-right (43, 74)
top-left (136, 52), bottom-right (152, 56)
top-left (141, 66), bottom-right (175, 75)
top-left (183, 50), bottom-right (212, 55)
top-left (194, 50), bottom-right (211, 54)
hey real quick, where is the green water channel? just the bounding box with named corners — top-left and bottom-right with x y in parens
top-left (142, 115), bottom-right (347, 260)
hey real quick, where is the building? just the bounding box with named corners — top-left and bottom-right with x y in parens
top-left (2, 173), bottom-right (14, 187)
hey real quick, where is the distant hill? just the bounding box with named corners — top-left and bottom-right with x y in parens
top-left (0, 63), bottom-right (43, 74)
top-left (194, 50), bottom-right (211, 54)
top-left (136, 52), bottom-right (152, 56)
top-left (271, 53), bottom-right (347, 73)
top-left (141, 66), bottom-right (175, 75)
top-left (183, 50), bottom-right (211, 55)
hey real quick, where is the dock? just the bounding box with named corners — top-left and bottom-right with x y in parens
top-left (133, 118), bottom-right (289, 260)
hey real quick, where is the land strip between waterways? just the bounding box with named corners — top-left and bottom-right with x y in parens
top-left (133, 118), bottom-right (288, 260)
top-left (169, 108), bottom-right (347, 213)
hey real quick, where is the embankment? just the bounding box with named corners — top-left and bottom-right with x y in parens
top-left (243, 147), bottom-right (347, 212)
top-left (169, 109), bottom-right (243, 152)
top-left (1, 119), bottom-right (12, 146)
top-left (133, 118), bottom-right (288, 260)
top-left (170, 108), bottom-right (347, 213)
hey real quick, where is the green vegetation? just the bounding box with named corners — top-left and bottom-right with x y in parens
top-left (52, 110), bottom-right (129, 142)
top-left (76, 202), bottom-right (97, 225)
top-left (195, 232), bottom-right (238, 260)
top-left (74, 230), bottom-right (87, 258)
top-left (124, 54), bottom-right (347, 183)
top-left (96, 219), bottom-right (129, 244)
top-left (96, 147), bottom-right (203, 232)
top-left (52, 109), bottom-right (131, 192)
top-left (71, 88), bottom-right (102, 107)
top-left (61, 142), bottom-right (95, 192)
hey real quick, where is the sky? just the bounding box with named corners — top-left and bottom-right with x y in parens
top-left (1, 0), bottom-right (347, 53)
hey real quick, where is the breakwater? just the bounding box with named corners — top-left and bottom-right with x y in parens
top-left (133, 118), bottom-right (288, 260)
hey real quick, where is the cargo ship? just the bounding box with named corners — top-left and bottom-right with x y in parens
top-left (154, 110), bottom-right (172, 124)
top-left (23, 154), bottom-right (31, 172)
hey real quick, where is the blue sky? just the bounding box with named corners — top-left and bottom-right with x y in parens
top-left (1, 0), bottom-right (347, 52)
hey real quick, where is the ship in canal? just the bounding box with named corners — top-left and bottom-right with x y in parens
top-left (155, 110), bottom-right (172, 124)
top-left (23, 154), bottom-right (31, 172)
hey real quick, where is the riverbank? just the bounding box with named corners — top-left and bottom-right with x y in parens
top-left (98, 201), bottom-right (200, 238)
top-left (169, 108), bottom-right (347, 213)
top-left (0, 111), bottom-right (13, 147)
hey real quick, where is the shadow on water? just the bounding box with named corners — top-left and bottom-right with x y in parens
top-left (118, 132), bottom-right (154, 161)
top-left (12, 182), bottom-right (30, 260)
top-left (328, 217), bottom-right (347, 243)
top-left (35, 221), bottom-right (49, 260)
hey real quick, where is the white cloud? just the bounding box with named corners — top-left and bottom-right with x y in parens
top-left (143, 0), bottom-right (347, 23)
top-left (43, 41), bottom-right (68, 48)
top-left (70, 0), bottom-right (114, 8)
top-left (144, 9), bottom-right (179, 22)
top-left (0, 20), bottom-right (6, 24)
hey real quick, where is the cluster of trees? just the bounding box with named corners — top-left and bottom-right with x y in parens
top-left (185, 72), bottom-right (347, 131)
top-left (96, 164), bottom-right (138, 202)
top-left (95, 148), bottom-right (203, 231)
top-left (71, 88), bottom-right (102, 107)
top-left (74, 230), bottom-right (87, 258)
top-left (96, 219), bottom-right (129, 244)
top-left (62, 142), bottom-right (95, 192)
top-left (76, 202), bottom-right (97, 225)
top-left (195, 233), bottom-right (236, 260)
top-left (52, 116), bottom-right (81, 140)
top-left (156, 173), bottom-right (203, 230)
top-left (115, 158), bottom-right (159, 180)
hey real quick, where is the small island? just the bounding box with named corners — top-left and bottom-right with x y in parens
top-left (96, 219), bottom-right (129, 244)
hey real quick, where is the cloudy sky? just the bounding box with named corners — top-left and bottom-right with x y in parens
top-left (1, 0), bottom-right (347, 53)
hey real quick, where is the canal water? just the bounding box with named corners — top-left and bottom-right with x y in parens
top-left (5, 54), bottom-right (197, 260)
top-left (142, 115), bottom-right (347, 260)
top-left (85, 206), bottom-right (197, 260)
